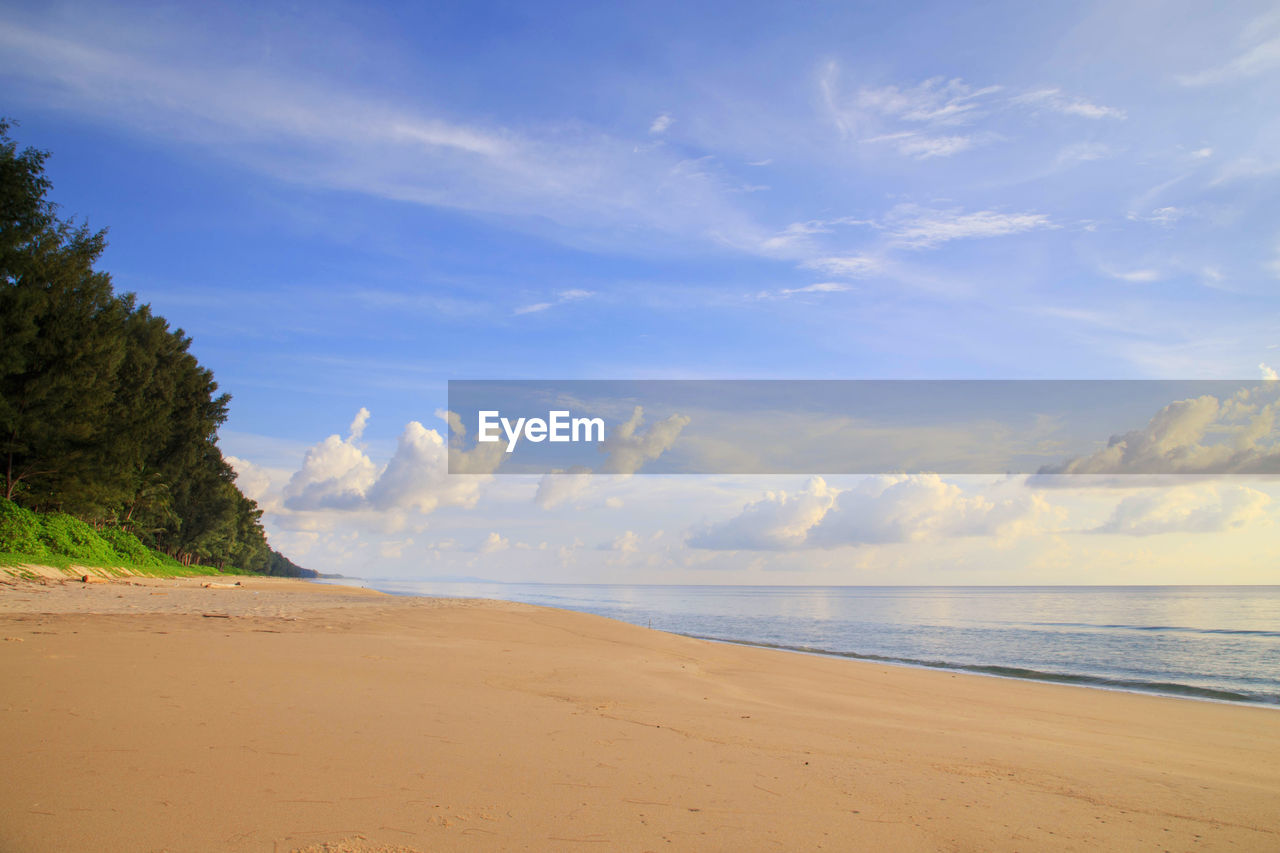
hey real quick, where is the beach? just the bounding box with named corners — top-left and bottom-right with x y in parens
top-left (1, 576), bottom-right (1278, 852)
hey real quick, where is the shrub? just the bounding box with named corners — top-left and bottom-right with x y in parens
top-left (0, 499), bottom-right (48, 557)
top-left (100, 527), bottom-right (162, 566)
top-left (38, 512), bottom-right (117, 562)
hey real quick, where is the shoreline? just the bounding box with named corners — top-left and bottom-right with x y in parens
top-left (3, 575), bottom-right (1279, 851)
top-left (315, 576), bottom-right (1280, 710)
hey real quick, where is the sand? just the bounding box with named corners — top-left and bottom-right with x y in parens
top-left (1, 576), bottom-right (1278, 852)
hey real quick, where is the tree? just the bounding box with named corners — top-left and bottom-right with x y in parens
top-left (0, 119), bottom-right (124, 508)
top-left (0, 118), bottom-right (284, 572)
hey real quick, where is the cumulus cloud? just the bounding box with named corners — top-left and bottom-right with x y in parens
top-left (599, 530), bottom-right (642, 552)
top-left (1035, 387), bottom-right (1280, 480)
top-left (534, 466), bottom-right (593, 509)
top-left (688, 477), bottom-right (838, 550)
top-left (808, 475), bottom-right (1047, 547)
top-left (478, 531), bottom-right (510, 553)
top-left (225, 455), bottom-right (273, 503)
top-left (689, 475), bottom-right (1048, 550)
top-left (600, 406), bottom-right (692, 475)
top-left (1092, 484), bottom-right (1271, 535)
top-left (282, 410), bottom-right (502, 514)
top-left (282, 422), bottom-right (380, 511)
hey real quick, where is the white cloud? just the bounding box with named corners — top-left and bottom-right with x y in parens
top-left (649, 113), bottom-right (673, 134)
top-left (1261, 363), bottom-right (1279, 381)
top-left (1092, 484), bottom-right (1271, 535)
top-left (282, 410), bottom-right (502, 514)
top-left (225, 455), bottom-right (273, 503)
top-left (1127, 206), bottom-right (1186, 226)
top-left (884, 204), bottom-right (1055, 249)
top-left (600, 406), bottom-right (691, 475)
top-left (802, 254), bottom-right (882, 278)
top-left (687, 477), bottom-right (838, 550)
top-left (1013, 88), bottom-right (1126, 119)
top-left (808, 475), bottom-right (1048, 547)
top-left (781, 282), bottom-right (851, 295)
top-left (1106, 268), bottom-right (1162, 283)
top-left (689, 475), bottom-right (1050, 550)
top-left (1178, 35), bottom-right (1280, 86)
top-left (478, 532), bottom-right (510, 553)
top-left (514, 289), bottom-right (595, 315)
top-left (599, 530), bottom-right (642, 552)
top-left (863, 131), bottom-right (978, 159)
top-left (0, 17), bottom-right (771, 256)
top-left (534, 466), bottom-right (593, 509)
top-left (822, 64), bottom-right (1125, 162)
top-left (1035, 387), bottom-right (1280, 479)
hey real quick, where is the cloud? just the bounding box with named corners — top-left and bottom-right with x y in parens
top-left (0, 16), bottom-right (772, 256)
top-left (600, 406), bottom-right (691, 475)
top-left (599, 530), bottom-right (641, 552)
top-left (225, 455), bottom-right (273, 503)
top-left (863, 131), bottom-right (979, 159)
top-left (1034, 387), bottom-right (1280, 480)
top-left (781, 282), bottom-right (850, 295)
top-left (478, 531), bottom-right (510, 553)
top-left (1178, 35), bottom-right (1280, 86)
top-left (807, 475), bottom-right (1047, 547)
top-left (752, 281), bottom-right (853, 300)
top-left (282, 410), bottom-right (502, 513)
top-left (1105, 268), bottom-right (1162, 283)
top-left (282, 420), bottom-right (380, 511)
top-left (687, 477), bottom-right (838, 550)
top-left (514, 289), bottom-right (594, 315)
top-left (534, 466), bottom-right (593, 509)
top-left (1012, 88), bottom-right (1126, 119)
top-left (821, 65), bottom-right (1125, 161)
top-left (802, 255), bottom-right (882, 278)
top-left (689, 475), bottom-right (1049, 550)
top-left (649, 113), bottom-right (673, 134)
top-left (884, 204), bottom-right (1055, 249)
top-left (1092, 484), bottom-right (1271, 535)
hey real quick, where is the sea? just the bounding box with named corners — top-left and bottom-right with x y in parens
top-left (314, 580), bottom-right (1280, 707)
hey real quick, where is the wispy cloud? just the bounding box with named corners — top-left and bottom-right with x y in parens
top-left (1012, 88), bottom-right (1126, 119)
top-left (514, 289), bottom-right (594, 315)
top-left (0, 17), bottom-right (770, 255)
top-left (649, 113), bottom-right (673, 134)
top-left (821, 64), bottom-right (1126, 160)
top-left (1177, 23), bottom-right (1280, 86)
top-left (883, 204), bottom-right (1056, 249)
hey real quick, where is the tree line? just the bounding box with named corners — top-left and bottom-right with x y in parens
top-left (1, 119), bottom-right (277, 572)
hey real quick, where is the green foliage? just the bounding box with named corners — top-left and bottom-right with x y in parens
top-left (0, 497), bottom-right (47, 557)
top-left (0, 119), bottom-right (301, 577)
top-left (38, 512), bottom-right (119, 562)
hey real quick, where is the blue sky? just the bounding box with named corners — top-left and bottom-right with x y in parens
top-left (3, 1), bottom-right (1279, 582)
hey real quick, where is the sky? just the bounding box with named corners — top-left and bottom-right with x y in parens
top-left (2, 0), bottom-right (1279, 583)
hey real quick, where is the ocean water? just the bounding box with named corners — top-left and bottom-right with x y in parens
top-left (318, 581), bottom-right (1280, 707)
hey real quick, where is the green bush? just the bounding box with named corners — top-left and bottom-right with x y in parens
top-left (100, 527), bottom-right (162, 566)
top-left (38, 512), bottom-right (118, 562)
top-left (0, 499), bottom-right (49, 557)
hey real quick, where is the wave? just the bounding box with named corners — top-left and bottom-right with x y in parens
top-left (1023, 621), bottom-right (1280, 638)
top-left (683, 634), bottom-right (1280, 706)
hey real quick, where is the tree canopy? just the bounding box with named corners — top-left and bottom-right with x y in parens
top-left (0, 118), bottom-right (276, 572)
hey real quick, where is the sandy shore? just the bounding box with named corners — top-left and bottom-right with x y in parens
top-left (1, 576), bottom-right (1278, 852)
